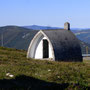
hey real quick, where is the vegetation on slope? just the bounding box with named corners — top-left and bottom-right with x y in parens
top-left (0, 47), bottom-right (89, 89)
top-left (0, 26), bottom-right (38, 50)
top-left (74, 29), bottom-right (90, 44)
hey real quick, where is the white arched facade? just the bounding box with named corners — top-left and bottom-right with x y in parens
top-left (35, 37), bottom-right (53, 59)
top-left (27, 30), bottom-right (55, 60)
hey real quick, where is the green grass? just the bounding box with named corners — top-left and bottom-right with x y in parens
top-left (0, 47), bottom-right (90, 89)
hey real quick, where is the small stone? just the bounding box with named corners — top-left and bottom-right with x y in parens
top-left (35, 73), bottom-right (37, 75)
top-left (9, 74), bottom-right (14, 78)
top-left (48, 69), bottom-right (51, 72)
top-left (57, 76), bottom-right (60, 78)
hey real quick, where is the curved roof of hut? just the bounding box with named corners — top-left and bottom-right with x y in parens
top-left (42, 29), bottom-right (82, 61)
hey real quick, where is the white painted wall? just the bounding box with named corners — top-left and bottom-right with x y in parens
top-left (49, 44), bottom-right (53, 58)
top-left (35, 36), bottom-right (53, 59)
top-left (35, 39), bottom-right (43, 59)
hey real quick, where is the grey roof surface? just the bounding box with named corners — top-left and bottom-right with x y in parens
top-left (43, 29), bottom-right (82, 61)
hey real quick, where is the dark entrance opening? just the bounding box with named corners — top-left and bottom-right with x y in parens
top-left (43, 39), bottom-right (49, 58)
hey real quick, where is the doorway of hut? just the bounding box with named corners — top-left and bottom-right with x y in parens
top-left (43, 39), bottom-right (49, 58)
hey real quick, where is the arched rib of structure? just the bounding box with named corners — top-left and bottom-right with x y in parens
top-left (27, 30), bottom-right (55, 60)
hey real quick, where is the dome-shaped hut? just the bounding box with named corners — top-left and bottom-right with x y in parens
top-left (27, 22), bottom-right (82, 61)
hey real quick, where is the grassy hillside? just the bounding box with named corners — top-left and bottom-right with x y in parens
top-left (0, 47), bottom-right (89, 89)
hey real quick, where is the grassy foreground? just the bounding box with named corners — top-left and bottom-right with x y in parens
top-left (0, 47), bottom-right (90, 90)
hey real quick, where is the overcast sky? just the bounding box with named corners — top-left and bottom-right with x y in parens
top-left (0, 0), bottom-right (90, 28)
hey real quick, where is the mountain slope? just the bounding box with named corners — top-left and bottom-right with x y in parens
top-left (72, 29), bottom-right (90, 44)
top-left (23, 25), bottom-right (90, 30)
top-left (23, 25), bottom-right (62, 30)
top-left (0, 26), bottom-right (90, 54)
top-left (0, 26), bottom-right (38, 49)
